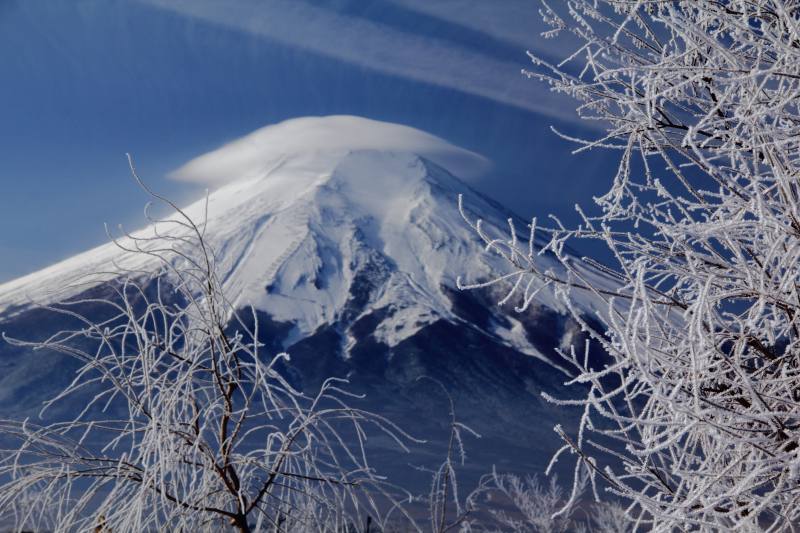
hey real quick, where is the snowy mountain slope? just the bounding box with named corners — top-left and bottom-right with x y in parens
top-left (0, 116), bottom-right (610, 484)
top-left (0, 116), bottom-right (604, 371)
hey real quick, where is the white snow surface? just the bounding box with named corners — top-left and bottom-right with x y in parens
top-left (0, 116), bottom-right (601, 368)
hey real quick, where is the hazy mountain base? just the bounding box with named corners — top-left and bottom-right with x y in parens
top-left (0, 274), bottom-right (606, 504)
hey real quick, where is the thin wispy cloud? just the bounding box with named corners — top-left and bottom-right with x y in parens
top-left (386, 0), bottom-right (553, 52)
top-left (138, 0), bottom-right (583, 125)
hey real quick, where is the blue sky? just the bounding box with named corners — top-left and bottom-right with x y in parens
top-left (0, 0), bottom-right (616, 283)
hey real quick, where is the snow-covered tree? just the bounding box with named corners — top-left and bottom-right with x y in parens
top-left (461, 1), bottom-right (800, 530)
top-left (454, 469), bottom-right (635, 533)
top-left (476, 472), bottom-right (584, 533)
top-left (0, 158), bottom-right (416, 533)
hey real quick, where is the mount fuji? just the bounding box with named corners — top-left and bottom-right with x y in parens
top-left (0, 116), bottom-right (605, 487)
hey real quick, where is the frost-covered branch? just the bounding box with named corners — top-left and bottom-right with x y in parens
top-left (463, 1), bottom-right (800, 530)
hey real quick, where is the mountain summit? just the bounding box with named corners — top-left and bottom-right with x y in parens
top-left (0, 116), bottom-right (576, 371)
top-left (0, 116), bottom-right (600, 483)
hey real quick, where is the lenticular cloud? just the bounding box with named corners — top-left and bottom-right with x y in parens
top-left (170, 115), bottom-right (491, 186)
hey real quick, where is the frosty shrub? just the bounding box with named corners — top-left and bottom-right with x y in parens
top-left (460, 1), bottom-right (800, 530)
top-left (452, 469), bottom-right (632, 533)
top-left (473, 472), bottom-right (585, 533)
top-left (0, 158), bottom-right (416, 533)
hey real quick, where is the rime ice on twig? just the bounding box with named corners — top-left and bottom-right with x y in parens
top-left (463, 1), bottom-right (800, 530)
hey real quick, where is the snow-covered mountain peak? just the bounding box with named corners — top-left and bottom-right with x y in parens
top-left (0, 117), bottom-right (587, 370)
top-left (200, 148), bottom-right (504, 346)
top-left (0, 118), bottom-right (615, 479)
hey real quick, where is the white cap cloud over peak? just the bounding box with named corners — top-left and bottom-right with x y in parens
top-left (170, 115), bottom-right (491, 186)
